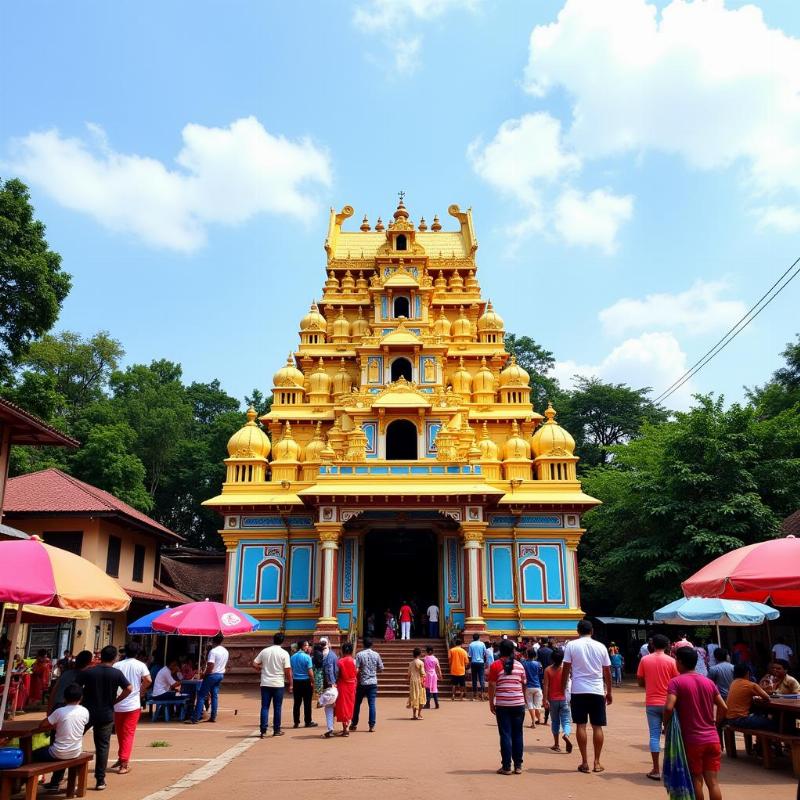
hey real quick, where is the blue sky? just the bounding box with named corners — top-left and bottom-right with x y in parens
top-left (2, 0), bottom-right (799, 411)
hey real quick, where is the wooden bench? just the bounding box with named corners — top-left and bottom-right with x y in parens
top-left (724, 725), bottom-right (800, 777)
top-left (0, 753), bottom-right (93, 800)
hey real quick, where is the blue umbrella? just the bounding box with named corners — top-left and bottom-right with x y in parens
top-left (127, 607), bottom-right (171, 635)
top-left (653, 597), bottom-right (779, 626)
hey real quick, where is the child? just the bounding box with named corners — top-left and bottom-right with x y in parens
top-left (664, 647), bottom-right (727, 800)
top-left (317, 685), bottom-right (339, 739)
top-left (33, 682), bottom-right (90, 791)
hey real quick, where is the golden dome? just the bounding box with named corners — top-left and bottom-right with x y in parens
top-left (351, 306), bottom-right (370, 339)
top-left (477, 300), bottom-right (504, 332)
top-left (418, 217), bottom-right (428, 231)
top-left (393, 197), bottom-right (409, 221)
top-left (332, 306), bottom-right (350, 339)
top-left (473, 356), bottom-right (496, 394)
top-left (332, 358), bottom-right (353, 396)
top-left (478, 422), bottom-right (500, 461)
top-left (499, 355), bottom-right (530, 388)
top-left (452, 306), bottom-right (471, 339)
top-left (503, 420), bottom-right (531, 461)
top-left (375, 217), bottom-right (385, 232)
top-left (226, 407), bottom-right (271, 459)
top-left (304, 422), bottom-right (326, 463)
top-left (355, 271), bottom-right (368, 291)
top-left (308, 358), bottom-right (332, 395)
top-left (432, 306), bottom-right (451, 339)
top-left (300, 301), bottom-right (327, 333)
top-left (434, 271), bottom-right (447, 290)
top-left (449, 270), bottom-right (464, 290)
top-left (452, 357), bottom-right (472, 395)
top-left (272, 421), bottom-right (301, 462)
top-left (273, 353), bottom-right (304, 388)
top-left (531, 402), bottom-right (576, 458)
top-left (431, 215), bottom-right (442, 232)
top-left (360, 215), bottom-right (371, 232)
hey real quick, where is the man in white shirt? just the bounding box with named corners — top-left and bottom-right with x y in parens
top-left (772, 637), bottom-right (794, 664)
top-left (153, 659), bottom-right (183, 700)
top-left (427, 604), bottom-right (440, 638)
top-left (33, 682), bottom-right (91, 791)
top-left (562, 620), bottom-right (612, 774)
top-left (113, 642), bottom-right (152, 774)
top-left (187, 634), bottom-right (228, 724)
top-left (253, 632), bottom-right (292, 738)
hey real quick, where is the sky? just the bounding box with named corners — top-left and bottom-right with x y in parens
top-left (2, 0), bottom-right (800, 412)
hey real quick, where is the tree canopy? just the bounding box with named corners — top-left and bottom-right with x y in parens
top-left (0, 178), bottom-right (71, 379)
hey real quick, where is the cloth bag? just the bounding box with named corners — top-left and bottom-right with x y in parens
top-left (663, 711), bottom-right (696, 800)
top-left (317, 686), bottom-right (339, 708)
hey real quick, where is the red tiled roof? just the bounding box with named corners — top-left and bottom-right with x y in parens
top-left (4, 468), bottom-right (182, 541)
top-left (126, 581), bottom-right (193, 605)
top-left (160, 557), bottom-right (225, 602)
top-left (783, 509), bottom-right (800, 536)
top-left (0, 397), bottom-right (79, 447)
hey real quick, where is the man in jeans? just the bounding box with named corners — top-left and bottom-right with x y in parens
top-left (350, 638), bottom-right (384, 732)
top-left (468, 633), bottom-right (488, 701)
top-left (187, 633), bottom-right (228, 724)
top-left (562, 619), bottom-right (612, 774)
top-left (637, 633), bottom-right (678, 780)
top-left (253, 632), bottom-right (292, 738)
top-left (76, 645), bottom-right (132, 791)
top-left (290, 640), bottom-right (317, 729)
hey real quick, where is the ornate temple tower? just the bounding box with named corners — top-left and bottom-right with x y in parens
top-left (205, 198), bottom-right (599, 650)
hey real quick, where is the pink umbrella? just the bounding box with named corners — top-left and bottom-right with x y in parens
top-left (150, 600), bottom-right (259, 636)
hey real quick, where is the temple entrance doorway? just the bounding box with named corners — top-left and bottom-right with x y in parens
top-left (363, 528), bottom-right (438, 638)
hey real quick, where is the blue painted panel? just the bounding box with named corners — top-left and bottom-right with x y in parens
top-left (522, 563), bottom-right (544, 603)
top-left (411, 466), bottom-right (428, 474)
top-left (381, 296), bottom-right (388, 319)
top-left (390, 465), bottom-right (409, 474)
top-left (341, 466), bottom-right (353, 475)
top-left (239, 546), bottom-right (261, 603)
top-left (258, 564), bottom-right (280, 603)
top-left (337, 612), bottom-right (350, 630)
top-left (242, 516), bottom-right (284, 529)
top-left (431, 465), bottom-right (445, 474)
top-left (425, 421), bottom-right (441, 457)
top-left (491, 546), bottom-right (514, 603)
top-left (289, 545), bottom-right (312, 603)
top-left (284, 619), bottom-right (317, 631)
top-left (287, 516), bottom-right (314, 529)
top-left (452, 611), bottom-right (465, 629)
top-left (415, 296), bottom-right (421, 318)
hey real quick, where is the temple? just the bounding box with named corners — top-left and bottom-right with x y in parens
top-left (204, 198), bottom-right (599, 645)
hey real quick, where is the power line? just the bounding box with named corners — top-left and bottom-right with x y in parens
top-left (653, 254), bottom-right (800, 405)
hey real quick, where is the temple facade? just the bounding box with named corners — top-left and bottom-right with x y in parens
top-left (204, 199), bottom-right (599, 644)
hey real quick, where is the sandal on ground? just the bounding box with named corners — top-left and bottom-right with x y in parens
top-left (549, 745), bottom-right (561, 752)
top-left (577, 764), bottom-right (591, 773)
top-left (496, 768), bottom-right (512, 775)
top-left (323, 731), bottom-right (335, 738)
top-left (513, 767), bottom-right (522, 775)
top-left (593, 765), bottom-right (605, 773)
top-left (563, 736), bottom-right (573, 754)
top-left (117, 766), bottom-right (130, 775)
top-left (646, 772), bottom-right (661, 781)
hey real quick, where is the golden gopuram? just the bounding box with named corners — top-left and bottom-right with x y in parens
top-left (205, 197), bottom-right (599, 645)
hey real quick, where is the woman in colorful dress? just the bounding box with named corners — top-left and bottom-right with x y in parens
top-left (542, 648), bottom-right (573, 754)
top-left (384, 609), bottom-right (396, 641)
top-left (29, 650), bottom-right (52, 706)
top-left (311, 643), bottom-right (325, 697)
top-left (407, 647), bottom-right (426, 720)
top-left (422, 645), bottom-right (442, 710)
top-left (334, 641), bottom-right (357, 737)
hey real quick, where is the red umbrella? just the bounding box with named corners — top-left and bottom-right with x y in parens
top-left (150, 600), bottom-right (258, 636)
top-left (682, 534), bottom-right (800, 606)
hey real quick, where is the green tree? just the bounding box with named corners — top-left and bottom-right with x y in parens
top-left (244, 388), bottom-right (272, 416)
top-left (748, 334), bottom-right (800, 417)
top-left (71, 423), bottom-right (152, 511)
top-left (0, 178), bottom-right (71, 378)
top-left (557, 376), bottom-right (668, 468)
top-left (579, 395), bottom-right (800, 616)
top-left (504, 333), bottom-right (560, 410)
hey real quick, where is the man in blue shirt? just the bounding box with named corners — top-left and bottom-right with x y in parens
top-left (290, 640), bottom-right (317, 729)
top-left (467, 633), bottom-right (488, 701)
top-left (523, 648), bottom-right (544, 727)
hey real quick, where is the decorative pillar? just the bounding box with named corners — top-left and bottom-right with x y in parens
top-left (461, 521), bottom-right (487, 635)
top-left (224, 543), bottom-right (237, 606)
top-left (315, 522), bottom-right (342, 640)
top-left (564, 532), bottom-right (582, 611)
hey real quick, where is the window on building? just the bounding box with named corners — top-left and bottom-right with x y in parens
top-left (106, 535), bottom-right (121, 578)
top-left (393, 296), bottom-right (410, 318)
top-left (42, 531), bottom-right (83, 556)
top-left (386, 419), bottom-right (418, 459)
top-left (132, 544), bottom-right (146, 583)
top-left (390, 357), bottom-right (413, 382)
top-left (396, 234), bottom-right (407, 251)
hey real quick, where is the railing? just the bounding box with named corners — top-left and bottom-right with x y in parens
top-left (318, 463), bottom-right (483, 476)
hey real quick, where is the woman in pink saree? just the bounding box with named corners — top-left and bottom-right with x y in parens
top-left (422, 645), bottom-right (442, 709)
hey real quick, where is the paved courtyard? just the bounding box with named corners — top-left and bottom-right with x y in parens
top-left (83, 683), bottom-right (796, 800)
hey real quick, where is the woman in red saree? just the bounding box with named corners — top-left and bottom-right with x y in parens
top-left (334, 641), bottom-right (356, 737)
top-left (29, 650), bottom-right (51, 706)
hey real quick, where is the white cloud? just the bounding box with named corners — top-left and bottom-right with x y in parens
top-left (353, 0), bottom-right (479, 75)
top-left (6, 117), bottom-right (332, 252)
top-left (599, 280), bottom-right (746, 338)
top-left (468, 113), bottom-right (631, 252)
top-left (524, 0), bottom-right (800, 215)
top-left (554, 331), bottom-right (695, 409)
top-left (553, 188), bottom-right (633, 255)
top-left (755, 205), bottom-right (800, 233)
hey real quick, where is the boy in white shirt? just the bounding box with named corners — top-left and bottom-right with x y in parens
top-left (33, 682), bottom-right (90, 790)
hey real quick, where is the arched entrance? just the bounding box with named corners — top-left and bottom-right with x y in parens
top-left (390, 357), bottom-right (412, 382)
top-left (393, 296), bottom-right (410, 318)
top-left (386, 419), bottom-right (417, 459)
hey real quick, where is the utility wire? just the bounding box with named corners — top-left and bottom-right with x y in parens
top-left (653, 254), bottom-right (800, 405)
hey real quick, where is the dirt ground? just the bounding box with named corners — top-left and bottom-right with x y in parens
top-left (53, 682), bottom-right (797, 800)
